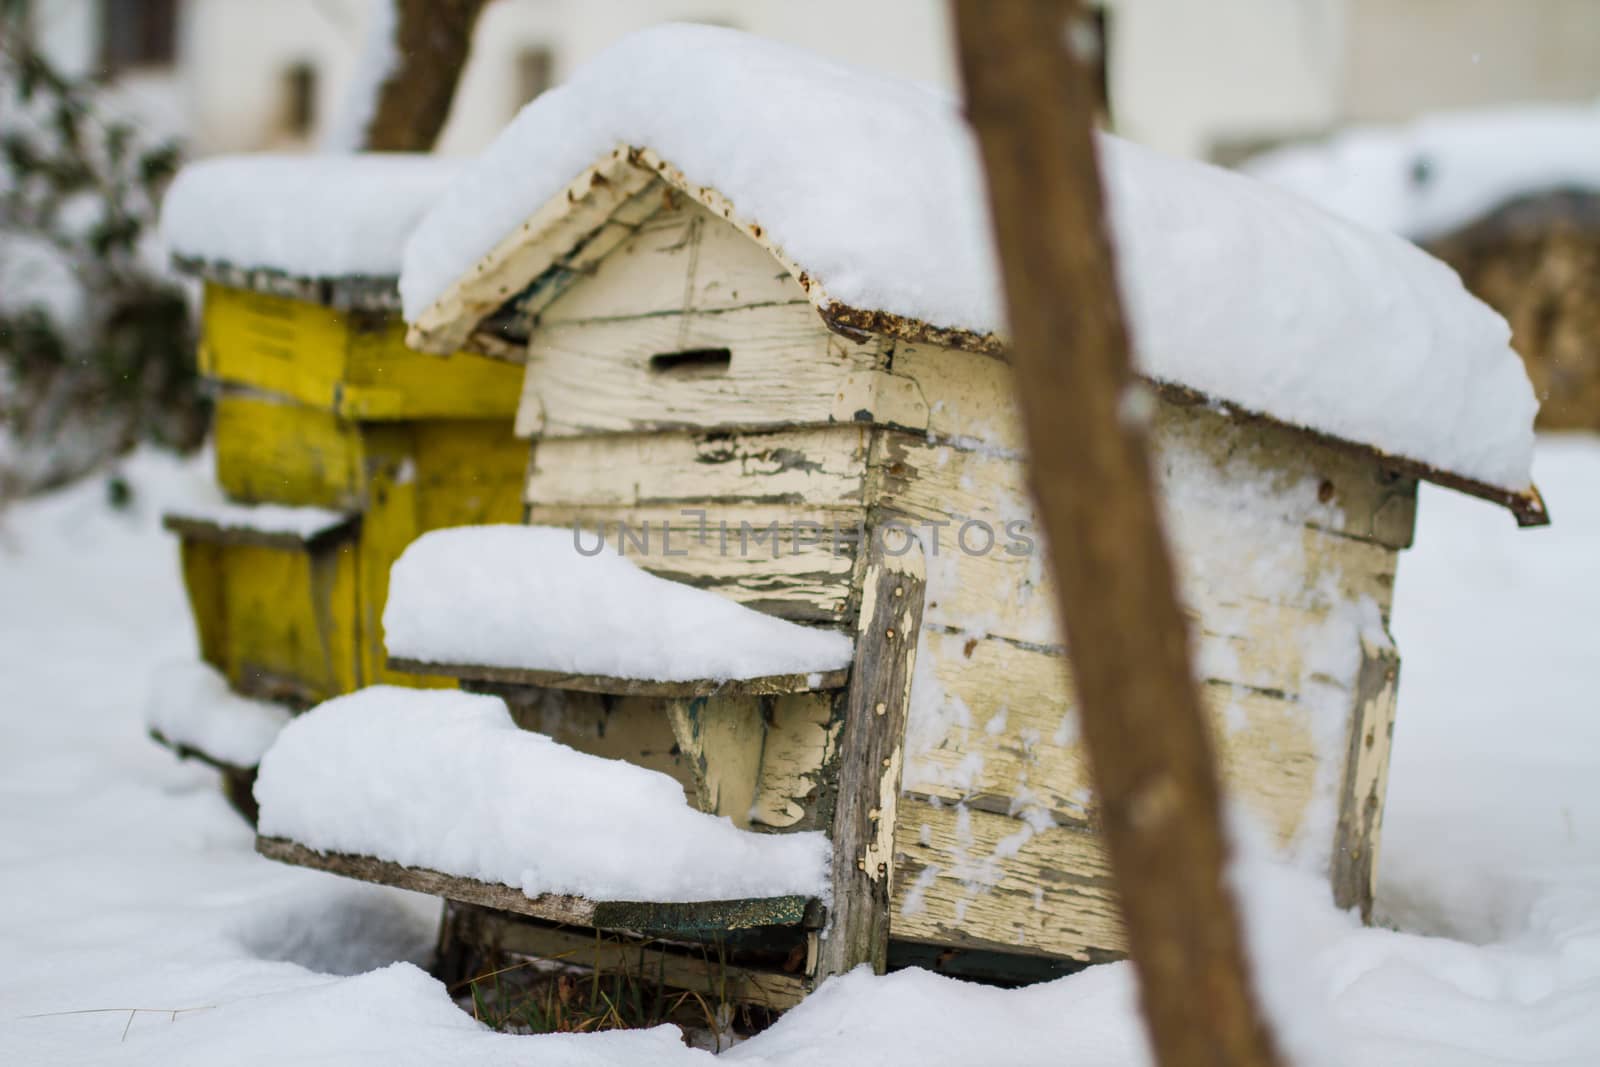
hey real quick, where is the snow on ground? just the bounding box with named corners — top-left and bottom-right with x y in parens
top-left (400, 24), bottom-right (1536, 494)
top-left (384, 525), bottom-right (855, 681)
top-left (1244, 103), bottom-right (1600, 240)
top-left (256, 686), bottom-right (830, 901)
top-left (1, 438), bottom-right (1598, 1064)
top-left (145, 661), bottom-right (290, 769)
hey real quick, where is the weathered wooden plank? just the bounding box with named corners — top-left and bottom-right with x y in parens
top-left (256, 836), bottom-right (820, 934)
top-left (538, 193), bottom-right (809, 325)
top-left (408, 145), bottom-right (660, 355)
top-left (1331, 634), bottom-right (1400, 920)
top-left (214, 390), bottom-right (367, 510)
top-left (173, 534), bottom-right (363, 706)
top-left (753, 693), bottom-right (842, 830)
top-left (451, 907), bottom-right (812, 1011)
top-left (872, 433), bottom-right (1403, 694)
top-left (903, 629), bottom-right (1321, 846)
top-left (200, 284), bottom-right (525, 420)
top-left (390, 658), bottom-right (848, 697)
top-left (816, 535), bottom-right (927, 979)
top-left (872, 357), bottom-right (1420, 550)
top-left (516, 302), bottom-right (886, 439)
top-left (523, 504), bottom-right (861, 625)
top-left (667, 695), bottom-right (768, 828)
top-left (527, 425), bottom-right (870, 510)
top-left (891, 797), bottom-right (1124, 963)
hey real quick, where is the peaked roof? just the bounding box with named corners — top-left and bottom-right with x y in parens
top-left (398, 24), bottom-right (1546, 524)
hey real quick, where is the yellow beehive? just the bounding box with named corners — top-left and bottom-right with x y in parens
top-left (170, 279), bottom-right (526, 703)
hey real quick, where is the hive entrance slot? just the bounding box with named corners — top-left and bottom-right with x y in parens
top-left (649, 347), bottom-right (732, 378)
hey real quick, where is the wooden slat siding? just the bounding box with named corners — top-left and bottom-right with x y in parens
top-left (451, 907), bottom-right (812, 1011)
top-left (514, 303), bottom-right (887, 439)
top-left (879, 347), bottom-right (1420, 551)
top-left (525, 425), bottom-right (871, 510)
top-left (199, 284), bottom-right (524, 420)
top-left (256, 836), bottom-right (821, 935)
top-left (175, 536), bottom-right (362, 707)
top-left (214, 391), bottom-right (367, 509)
top-left (901, 630), bottom-right (1321, 845)
top-left (519, 506), bottom-right (860, 626)
top-left (872, 433), bottom-right (1404, 685)
top-left (403, 660), bottom-right (848, 697)
top-left (891, 797), bottom-right (1125, 963)
top-left (537, 194), bottom-right (810, 326)
top-left (1331, 635), bottom-right (1401, 919)
top-left (148, 729), bottom-right (262, 823)
top-left (816, 538), bottom-right (927, 979)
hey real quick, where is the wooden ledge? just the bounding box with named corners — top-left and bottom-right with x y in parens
top-left (163, 511), bottom-right (358, 551)
top-left (387, 657), bottom-right (850, 698)
top-left (256, 836), bottom-right (825, 936)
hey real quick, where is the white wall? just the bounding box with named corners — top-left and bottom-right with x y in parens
top-left (1107, 0), bottom-right (1346, 159)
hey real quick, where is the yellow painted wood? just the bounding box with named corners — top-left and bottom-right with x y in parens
top-left (357, 420), bottom-right (528, 688)
top-left (214, 391), bottom-right (366, 509)
top-left (200, 284), bottom-right (523, 420)
top-left (177, 531), bottom-right (361, 706)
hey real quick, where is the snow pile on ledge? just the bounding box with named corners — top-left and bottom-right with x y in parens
top-left (144, 660), bottom-right (290, 768)
top-left (1245, 102), bottom-right (1600, 240)
top-left (400, 23), bottom-right (1537, 493)
top-left (384, 525), bottom-right (854, 681)
top-left (161, 154), bottom-right (460, 279)
top-left (255, 687), bottom-right (830, 901)
top-left (166, 498), bottom-right (351, 540)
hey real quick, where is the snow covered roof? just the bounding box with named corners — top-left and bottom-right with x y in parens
top-left (398, 24), bottom-right (1541, 519)
top-left (161, 154), bottom-right (461, 307)
top-left (1243, 103), bottom-right (1600, 241)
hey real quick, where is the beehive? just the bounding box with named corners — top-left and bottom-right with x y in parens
top-left (168, 278), bottom-right (526, 704)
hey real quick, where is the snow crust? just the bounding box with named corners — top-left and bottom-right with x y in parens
top-left (161, 154), bottom-right (460, 280)
top-left (1245, 102), bottom-right (1600, 240)
top-left (144, 660), bottom-right (290, 768)
top-left (254, 686), bottom-right (830, 902)
top-left (400, 23), bottom-right (1537, 491)
top-left (383, 525), bottom-right (854, 681)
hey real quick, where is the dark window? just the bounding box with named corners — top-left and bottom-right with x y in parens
top-left (284, 61), bottom-right (318, 138)
top-left (100, 0), bottom-right (177, 75)
top-left (517, 46), bottom-right (554, 106)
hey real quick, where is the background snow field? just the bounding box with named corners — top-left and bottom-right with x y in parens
top-left (2, 440), bottom-right (1598, 1063)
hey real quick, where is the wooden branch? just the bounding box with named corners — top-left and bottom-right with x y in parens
top-left (255, 836), bottom-right (822, 936)
top-left (952, 3), bottom-right (1285, 1065)
top-left (387, 657), bottom-right (849, 697)
top-left (815, 531), bottom-right (926, 978)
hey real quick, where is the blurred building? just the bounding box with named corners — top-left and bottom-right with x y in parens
top-left (23, 0), bottom-right (1600, 160)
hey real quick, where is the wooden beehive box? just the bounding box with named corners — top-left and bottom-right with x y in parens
top-left (167, 271), bottom-right (527, 704)
top-left (349, 144), bottom-right (1545, 988)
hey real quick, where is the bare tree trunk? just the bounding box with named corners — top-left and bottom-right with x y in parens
top-left (362, 0), bottom-right (493, 152)
top-left (951, 3), bottom-right (1286, 1065)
